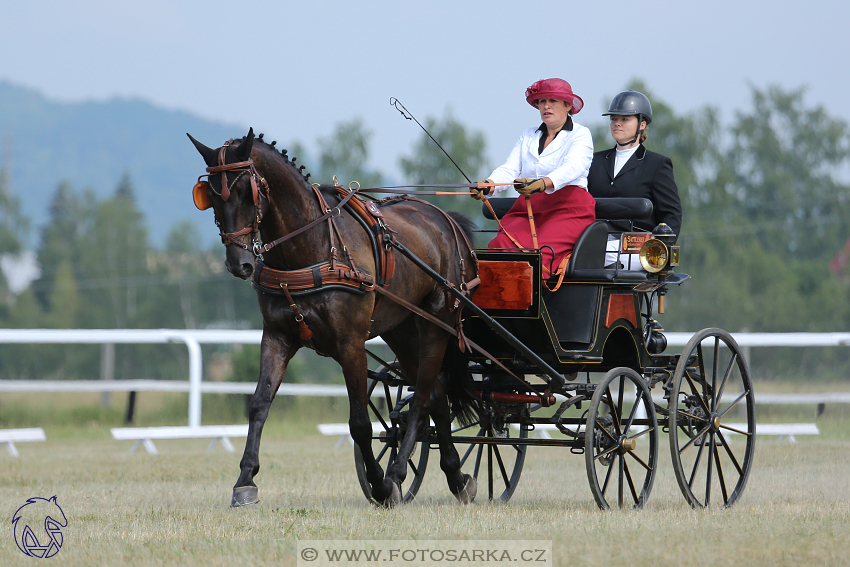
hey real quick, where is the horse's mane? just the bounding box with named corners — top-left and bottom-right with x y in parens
top-left (242, 133), bottom-right (313, 184)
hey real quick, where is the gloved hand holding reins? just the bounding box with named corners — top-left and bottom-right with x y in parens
top-left (514, 178), bottom-right (546, 196)
top-left (470, 181), bottom-right (492, 201)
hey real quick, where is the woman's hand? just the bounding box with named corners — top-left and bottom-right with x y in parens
top-left (471, 181), bottom-right (491, 200)
top-left (514, 178), bottom-right (546, 196)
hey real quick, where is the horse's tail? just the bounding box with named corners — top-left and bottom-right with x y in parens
top-left (441, 339), bottom-right (482, 427)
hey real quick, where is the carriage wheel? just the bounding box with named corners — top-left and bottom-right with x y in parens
top-left (585, 367), bottom-right (659, 510)
top-left (454, 409), bottom-right (529, 502)
top-left (668, 328), bottom-right (756, 509)
top-left (353, 365), bottom-right (429, 504)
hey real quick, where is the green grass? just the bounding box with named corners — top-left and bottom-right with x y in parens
top-left (1, 387), bottom-right (849, 567)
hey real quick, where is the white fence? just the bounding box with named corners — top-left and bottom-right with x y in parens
top-left (1, 329), bottom-right (848, 426)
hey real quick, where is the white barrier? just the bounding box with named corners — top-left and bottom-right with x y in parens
top-left (110, 424), bottom-right (249, 454)
top-left (0, 329), bottom-right (386, 427)
top-left (1, 330), bottom-right (848, 427)
top-left (0, 428), bottom-right (46, 457)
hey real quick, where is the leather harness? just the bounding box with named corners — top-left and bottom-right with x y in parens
top-left (202, 146), bottom-right (478, 346)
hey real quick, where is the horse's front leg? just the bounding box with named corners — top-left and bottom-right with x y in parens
top-left (232, 330), bottom-right (297, 507)
top-left (339, 342), bottom-right (398, 506)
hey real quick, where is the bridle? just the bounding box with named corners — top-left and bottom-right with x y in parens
top-left (195, 139), bottom-right (362, 260)
top-left (195, 139), bottom-right (269, 255)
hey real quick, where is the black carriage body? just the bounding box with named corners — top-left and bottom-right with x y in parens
top-left (361, 198), bottom-right (755, 508)
top-left (466, 251), bottom-right (676, 378)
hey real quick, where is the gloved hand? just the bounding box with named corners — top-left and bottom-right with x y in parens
top-left (470, 181), bottom-right (491, 201)
top-left (514, 178), bottom-right (546, 196)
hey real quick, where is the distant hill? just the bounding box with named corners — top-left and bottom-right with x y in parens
top-left (0, 81), bottom-right (259, 247)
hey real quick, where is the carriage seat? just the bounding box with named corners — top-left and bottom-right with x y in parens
top-left (481, 197), bottom-right (653, 223)
top-left (481, 198), bottom-right (652, 283)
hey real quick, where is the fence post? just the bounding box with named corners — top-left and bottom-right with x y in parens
top-left (167, 333), bottom-right (203, 427)
top-left (100, 342), bottom-right (115, 408)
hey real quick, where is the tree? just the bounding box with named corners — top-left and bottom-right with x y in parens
top-left (398, 110), bottom-right (488, 221)
top-left (32, 181), bottom-right (96, 310)
top-left (78, 175), bottom-right (149, 328)
top-left (313, 119), bottom-right (384, 189)
top-left (723, 85), bottom-right (850, 261)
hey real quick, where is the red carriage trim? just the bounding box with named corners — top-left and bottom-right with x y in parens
top-left (605, 294), bottom-right (637, 328)
top-left (472, 261), bottom-right (534, 311)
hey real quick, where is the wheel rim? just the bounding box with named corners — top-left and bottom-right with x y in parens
top-left (585, 367), bottom-right (659, 510)
top-left (668, 328), bottom-right (756, 509)
top-left (455, 413), bottom-right (528, 502)
top-left (354, 366), bottom-right (429, 504)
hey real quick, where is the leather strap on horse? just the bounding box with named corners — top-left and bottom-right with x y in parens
top-left (253, 260), bottom-right (375, 292)
top-left (278, 283), bottom-right (314, 343)
top-left (257, 185), bottom-right (362, 254)
top-left (373, 285), bottom-right (547, 400)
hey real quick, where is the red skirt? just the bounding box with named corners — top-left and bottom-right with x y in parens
top-left (489, 186), bottom-right (596, 271)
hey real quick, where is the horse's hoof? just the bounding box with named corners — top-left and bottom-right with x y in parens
top-left (372, 482), bottom-right (402, 508)
top-left (455, 474), bottom-right (477, 505)
top-left (231, 486), bottom-right (259, 507)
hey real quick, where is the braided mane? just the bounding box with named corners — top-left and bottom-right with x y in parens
top-left (241, 133), bottom-right (312, 184)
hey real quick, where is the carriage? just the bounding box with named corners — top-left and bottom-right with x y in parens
top-left (356, 197), bottom-right (756, 509)
top-left (189, 129), bottom-right (755, 510)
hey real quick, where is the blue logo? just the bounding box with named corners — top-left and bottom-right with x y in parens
top-left (12, 496), bottom-right (67, 558)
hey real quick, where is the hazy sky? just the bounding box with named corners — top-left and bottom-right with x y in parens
top-left (1, 0), bottom-right (847, 181)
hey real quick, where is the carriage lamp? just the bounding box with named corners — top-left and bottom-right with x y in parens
top-left (639, 224), bottom-right (680, 273)
top-left (639, 239), bottom-right (668, 273)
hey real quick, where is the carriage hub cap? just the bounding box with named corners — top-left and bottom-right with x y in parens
top-left (712, 415), bottom-right (721, 429)
top-left (621, 437), bottom-right (636, 451)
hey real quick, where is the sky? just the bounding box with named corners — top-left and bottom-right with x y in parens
top-left (1, 0), bottom-right (848, 183)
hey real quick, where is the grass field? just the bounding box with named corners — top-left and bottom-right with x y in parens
top-left (1, 388), bottom-right (849, 566)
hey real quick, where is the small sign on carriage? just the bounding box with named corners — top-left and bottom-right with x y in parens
top-left (621, 232), bottom-right (652, 253)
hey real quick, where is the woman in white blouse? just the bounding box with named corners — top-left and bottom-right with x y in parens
top-left (472, 78), bottom-right (596, 277)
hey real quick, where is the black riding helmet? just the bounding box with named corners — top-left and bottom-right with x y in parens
top-left (603, 90), bottom-right (652, 146)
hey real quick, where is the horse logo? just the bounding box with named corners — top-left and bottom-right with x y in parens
top-left (12, 496), bottom-right (67, 558)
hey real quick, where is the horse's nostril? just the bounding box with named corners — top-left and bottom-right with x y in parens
top-left (242, 263), bottom-right (254, 277)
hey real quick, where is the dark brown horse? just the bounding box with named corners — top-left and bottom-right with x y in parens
top-left (189, 128), bottom-right (480, 507)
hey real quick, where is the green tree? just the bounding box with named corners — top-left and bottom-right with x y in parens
top-left (0, 164), bottom-right (31, 299)
top-left (313, 118), bottom-right (384, 189)
top-left (723, 85), bottom-right (850, 260)
top-left (32, 181), bottom-right (96, 311)
top-left (78, 176), bottom-right (149, 328)
top-left (398, 110), bottom-right (488, 221)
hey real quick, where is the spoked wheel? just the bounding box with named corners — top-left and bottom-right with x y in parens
top-left (354, 364), bottom-right (429, 504)
top-left (585, 367), bottom-right (659, 510)
top-left (668, 328), bottom-right (756, 509)
top-left (453, 407), bottom-right (529, 502)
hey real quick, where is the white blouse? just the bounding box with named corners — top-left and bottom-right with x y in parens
top-left (488, 121), bottom-right (594, 198)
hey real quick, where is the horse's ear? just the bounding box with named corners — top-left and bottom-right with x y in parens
top-left (187, 133), bottom-right (217, 165)
top-left (236, 128), bottom-right (255, 161)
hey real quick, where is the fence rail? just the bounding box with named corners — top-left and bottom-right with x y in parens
top-left (1, 329), bottom-right (848, 425)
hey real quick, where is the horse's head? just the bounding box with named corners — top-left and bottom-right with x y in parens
top-left (188, 128), bottom-right (265, 279)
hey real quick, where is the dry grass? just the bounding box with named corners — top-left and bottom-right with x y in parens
top-left (2, 409), bottom-right (849, 567)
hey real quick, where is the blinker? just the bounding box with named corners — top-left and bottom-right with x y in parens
top-left (193, 181), bottom-right (213, 210)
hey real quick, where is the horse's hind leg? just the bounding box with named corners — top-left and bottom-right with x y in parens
top-left (429, 378), bottom-right (476, 504)
top-left (232, 331), bottom-right (297, 507)
top-left (384, 326), bottom-right (464, 500)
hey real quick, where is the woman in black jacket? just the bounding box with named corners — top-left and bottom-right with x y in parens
top-left (587, 90), bottom-right (682, 268)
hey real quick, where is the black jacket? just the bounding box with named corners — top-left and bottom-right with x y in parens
top-left (587, 144), bottom-right (682, 240)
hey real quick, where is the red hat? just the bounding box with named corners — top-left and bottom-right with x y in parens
top-left (525, 78), bottom-right (584, 114)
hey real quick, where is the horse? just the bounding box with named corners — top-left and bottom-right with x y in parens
top-left (188, 128), bottom-right (481, 507)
